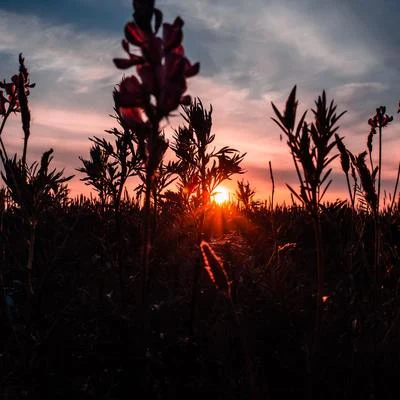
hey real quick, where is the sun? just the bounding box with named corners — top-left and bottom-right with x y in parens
top-left (213, 186), bottom-right (230, 205)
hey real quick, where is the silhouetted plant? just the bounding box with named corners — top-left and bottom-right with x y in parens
top-left (368, 106), bottom-right (393, 210)
top-left (349, 151), bottom-right (378, 213)
top-left (0, 54), bottom-right (35, 165)
top-left (79, 111), bottom-right (140, 212)
top-left (172, 98), bottom-right (245, 233)
top-left (79, 110), bottom-right (141, 304)
top-left (236, 179), bottom-right (255, 212)
top-left (113, 0), bottom-right (199, 304)
top-left (79, 143), bottom-right (112, 209)
top-left (268, 160), bottom-right (276, 210)
top-left (171, 98), bottom-right (245, 335)
top-left (335, 133), bottom-right (355, 211)
top-left (272, 87), bottom-right (345, 212)
top-left (135, 159), bottom-right (179, 238)
top-left (343, 105), bottom-right (393, 343)
top-left (271, 86), bottom-right (346, 359)
top-left (0, 55), bottom-right (72, 296)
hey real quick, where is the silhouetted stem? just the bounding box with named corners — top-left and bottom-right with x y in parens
top-left (269, 160), bottom-right (275, 211)
top-left (389, 162), bottom-right (400, 214)
top-left (26, 220), bottom-right (37, 297)
top-left (22, 136), bottom-right (29, 167)
top-left (114, 160), bottom-right (129, 307)
top-left (374, 124), bottom-right (382, 344)
top-left (369, 150), bottom-right (374, 174)
top-left (312, 214), bottom-right (324, 359)
top-left (345, 172), bottom-right (355, 213)
top-left (142, 172), bottom-right (152, 311)
top-left (190, 144), bottom-right (208, 334)
top-left (152, 189), bottom-right (158, 243)
top-left (115, 203), bottom-right (125, 307)
top-left (377, 125), bottom-right (382, 210)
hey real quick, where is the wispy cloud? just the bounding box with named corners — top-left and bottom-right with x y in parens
top-left (0, 10), bottom-right (120, 92)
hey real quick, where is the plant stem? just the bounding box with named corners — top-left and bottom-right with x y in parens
top-left (269, 160), bottom-right (275, 212)
top-left (389, 162), bottom-right (400, 214)
top-left (115, 201), bottom-right (125, 307)
top-left (142, 171), bottom-right (152, 311)
top-left (345, 172), bottom-right (355, 213)
top-left (377, 125), bottom-right (382, 210)
top-left (312, 214), bottom-right (324, 357)
top-left (26, 220), bottom-right (37, 297)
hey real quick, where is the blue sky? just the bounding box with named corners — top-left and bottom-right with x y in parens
top-left (1, 0), bottom-right (400, 202)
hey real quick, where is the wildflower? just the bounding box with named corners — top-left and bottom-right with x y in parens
top-left (0, 91), bottom-right (7, 115)
top-left (368, 106), bottom-right (393, 129)
top-left (113, 6), bottom-right (199, 123)
top-left (0, 54), bottom-right (35, 116)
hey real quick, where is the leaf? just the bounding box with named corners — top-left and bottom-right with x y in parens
top-left (286, 183), bottom-right (304, 204)
top-left (284, 85), bottom-right (298, 131)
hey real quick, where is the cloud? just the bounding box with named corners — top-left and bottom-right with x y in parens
top-left (162, 0), bottom-right (379, 93)
top-left (0, 10), bottom-right (121, 95)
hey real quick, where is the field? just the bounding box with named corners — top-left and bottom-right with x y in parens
top-left (2, 1), bottom-right (400, 399)
top-left (2, 197), bottom-right (400, 399)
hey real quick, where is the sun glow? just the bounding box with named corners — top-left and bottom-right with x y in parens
top-left (213, 186), bottom-right (230, 205)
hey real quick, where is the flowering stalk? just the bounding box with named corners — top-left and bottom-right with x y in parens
top-left (0, 56), bottom-right (72, 297)
top-left (367, 107), bottom-right (393, 328)
top-left (0, 54), bottom-right (35, 165)
top-left (368, 107), bottom-right (393, 211)
top-left (113, 0), bottom-right (199, 306)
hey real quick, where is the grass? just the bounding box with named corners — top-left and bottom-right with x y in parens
top-left (2, 199), bottom-right (400, 399)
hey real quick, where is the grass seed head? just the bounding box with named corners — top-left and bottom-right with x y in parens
top-left (200, 240), bottom-right (231, 295)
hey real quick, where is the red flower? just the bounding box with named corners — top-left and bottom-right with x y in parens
top-left (133, 0), bottom-right (156, 33)
top-left (118, 107), bottom-right (146, 129)
top-left (113, 1), bottom-right (199, 125)
top-left (0, 54), bottom-right (35, 115)
top-left (113, 53), bottom-right (144, 70)
top-left (0, 91), bottom-right (7, 115)
top-left (368, 106), bottom-right (393, 129)
top-left (163, 17), bottom-right (184, 52)
top-left (114, 76), bottom-right (146, 108)
top-left (125, 22), bottom-right (148, 47)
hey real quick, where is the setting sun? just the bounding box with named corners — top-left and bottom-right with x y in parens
top-left (213, 186), bottom-right (230, 205)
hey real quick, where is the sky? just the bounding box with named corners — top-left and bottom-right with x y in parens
top-left (1, 0), bottom-right (400, 204)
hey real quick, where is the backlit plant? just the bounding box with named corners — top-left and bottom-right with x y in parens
top-left (271, 86), bottom-right (346, 357)
top-left (113, 0), bottom-right (200, 302)
top-left (0, 55), bottom-right (72, 296)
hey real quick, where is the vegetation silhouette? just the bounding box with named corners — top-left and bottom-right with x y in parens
top-left (2, 0), bottom-right (400, 399)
